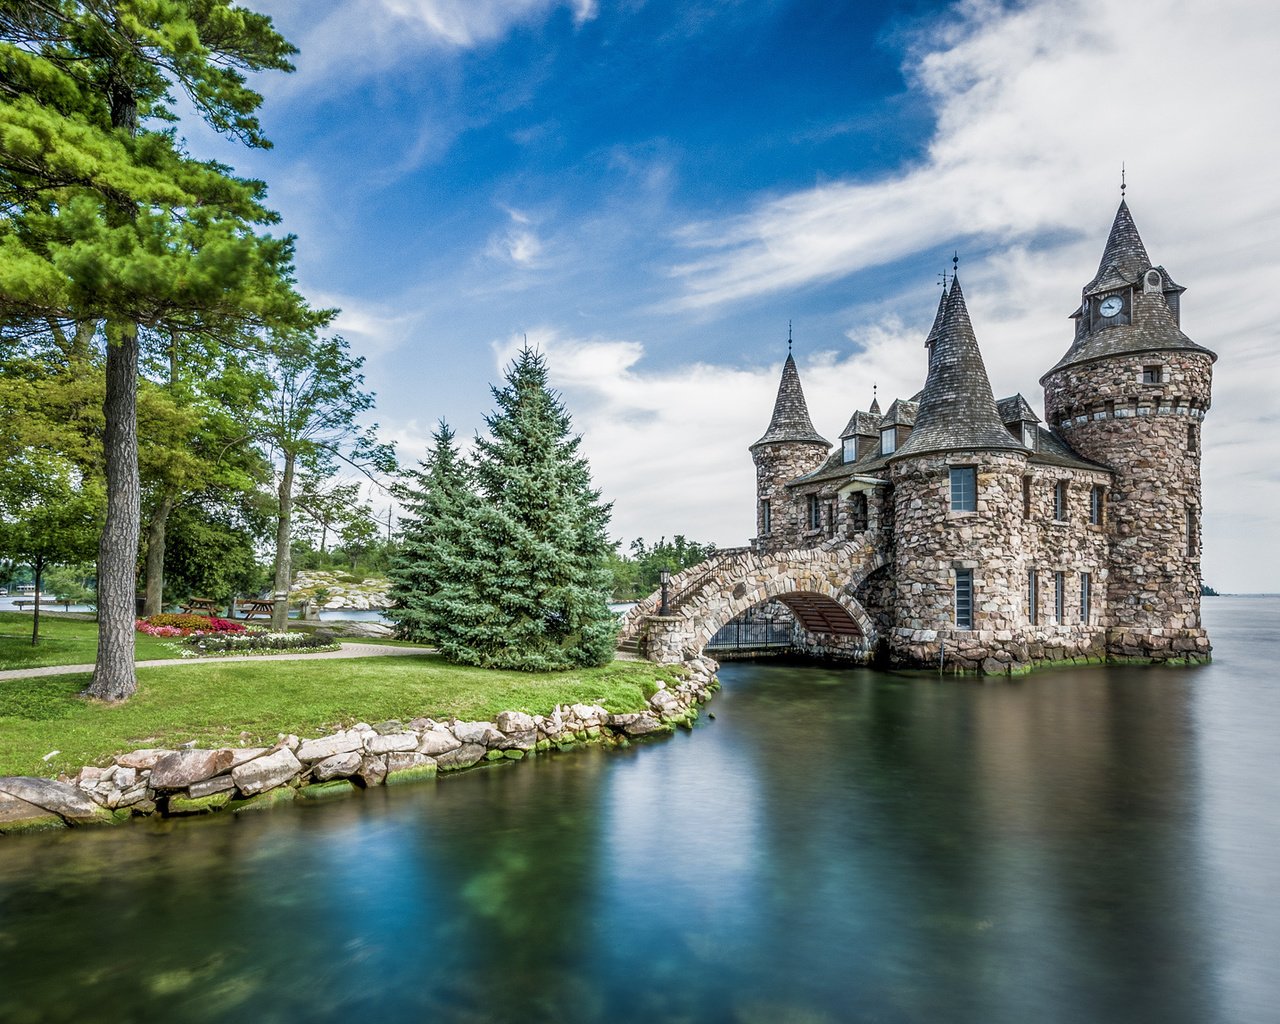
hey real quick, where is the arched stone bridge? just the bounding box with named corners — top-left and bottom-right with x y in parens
top-left (618, 540), bottom-right (889, 664)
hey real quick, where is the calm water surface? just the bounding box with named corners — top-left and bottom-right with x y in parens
top-left (2, 597), bottom-right (1278, 1023)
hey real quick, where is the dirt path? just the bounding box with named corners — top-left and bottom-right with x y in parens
top-left (0, 642), bottom-right (436, 682)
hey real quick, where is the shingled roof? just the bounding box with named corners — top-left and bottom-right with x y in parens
top-left (1082, 200), bottom-right (1150, 295)
top-left (892, 276), bottom-right (1025, 460)
top-left (1045, 202), bottom-right (1216, 377)
top-left (750, 353), bottom-right (831, 450)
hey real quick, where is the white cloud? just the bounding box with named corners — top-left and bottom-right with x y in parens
top-left (256, 0), bottom-right (596, 95)
top-left (486, 207), bottom-right (545, 268)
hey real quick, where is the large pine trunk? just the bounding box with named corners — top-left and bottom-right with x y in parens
top-left (142, 493), bottom-right (176, 617)
top-left (87, 323), bottom-right (140, 701)
top-left (271, 454), bottom-right (295, 631)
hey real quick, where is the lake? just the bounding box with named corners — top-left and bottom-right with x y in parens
top-left (1, 596), bottom-right (1277, 1022)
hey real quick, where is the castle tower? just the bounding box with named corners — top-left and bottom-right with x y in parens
top-left (750, 349), bottom-right (831, 551)
top-left (1041, 199), bottom-right (1215, 662)
top-left (888, 276), bottom-right (1029, 669)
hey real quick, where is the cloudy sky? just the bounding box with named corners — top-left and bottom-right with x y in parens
top-left (193, 0), bottom-right (1277, 592)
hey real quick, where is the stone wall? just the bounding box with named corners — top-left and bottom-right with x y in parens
top-left (886, 448), bottom-right (1116, 673)
top-left (752, 441), bottom-right (831, 550)
top-left (1043, 349), bottom-right (1212, 662)
top-left (0, 657), bottom-right (720, 836)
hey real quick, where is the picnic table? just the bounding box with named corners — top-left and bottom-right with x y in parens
top-left (180, 597), bottom-right (221, 616)
top-left (238, 598), bottom-right (277, 620)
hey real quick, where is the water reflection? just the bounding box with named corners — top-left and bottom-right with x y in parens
top-left (0, 598), bottom-right (1276, 1022)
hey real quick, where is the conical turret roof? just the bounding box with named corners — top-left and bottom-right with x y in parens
top-left (1044, 200), bottom-right (1215, 377)
top-left (750, 353), bottom-right (831, 450)
top-left (893, 276), bottom-right (1024, 459)
top-left (1083, 200), bottom-right (1150, 295)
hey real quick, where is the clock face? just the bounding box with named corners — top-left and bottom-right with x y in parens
top-left (1099, 295), bottom-right (1124, 318)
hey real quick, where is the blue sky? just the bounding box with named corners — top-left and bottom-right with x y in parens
top-left (189, 0), bottom-right (1278, 592)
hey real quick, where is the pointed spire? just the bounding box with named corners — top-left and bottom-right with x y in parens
top-left (925, 273), bottom-right (949, 351)
top-left (894, 275), bottom-right (1023, 459)
top-left (751, 352), bottom-right (831, 450)
top-left (870, 383), bottom-right (881, 415)
top-left (1085, 199), bottom-right (1151, 293)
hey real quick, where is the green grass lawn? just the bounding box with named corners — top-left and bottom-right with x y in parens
top-left (0, 652), bottom-right (678, 778)
top-left (0, 612), bottom-right (177, 670)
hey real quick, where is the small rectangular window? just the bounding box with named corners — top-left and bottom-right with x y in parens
top-left (880, 427), bottom-right (896, 456)
top-left (1186, 505), bottom-right (1197, 557)
top-left (955, 569), bottom-right (973, 630)
top-left (950, 466), bottom-right (977, 512)
top-left (1142, 365), bottom-right (1163, 385)
top-left (761, 499), bottom-right (771, 535)
top-left (1089, 485), bottom-right (1104, 525)
top-left (1080, 572), bottom-right (1091, 624)
top-left (1055, 571), bottom-right (1065, 624)
top-left (1028, 569), bottom-right (1038, 626)
top-left (825, 502), bottom-right (835, 536)
top-left (807, 494), bottom-right (821, 531)
top-left (843, 437), bottom-right (858, 463)
top-left (1022, 423), bottom-right (1037, 449)
top-left (1023, 477), bottom-right (1032, 520)
top-left (1187, 423), bottom-right (1197, 453)
top-left (1054, 481), bottom-right (1068, 521)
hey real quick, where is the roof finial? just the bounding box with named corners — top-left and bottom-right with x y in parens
top-left (952, 251), bottom-right (959, 274)
top-left (787, 320), bottom-right (792, 355)
top-left (1120, 162), bottom-right (1126, 198)
top-left (873, 382), bottom-right (878, 400)
top-left (939, 268), bottom-right (948, 290)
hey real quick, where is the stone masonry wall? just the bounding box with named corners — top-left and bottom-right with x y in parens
top-left (887, 449), bottom-right (1113, 673)
top-left (753, 441), bottom-right (831, 551)
top-left (1043, 349), bottom-right (1212, 662)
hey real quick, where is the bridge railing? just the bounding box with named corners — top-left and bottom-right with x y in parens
top-left (617, 546), bottom-right (753, 643)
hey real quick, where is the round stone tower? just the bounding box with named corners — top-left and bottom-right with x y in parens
top-left (750, 349), bottom-right (831, 552)
top-left (888, 277), bottom-right (1030, 670)
top-left (1040, 199), bottom-right (1215, 663)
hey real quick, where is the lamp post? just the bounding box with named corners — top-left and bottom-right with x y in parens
top-left (659, 568), bottom-right (671, 616)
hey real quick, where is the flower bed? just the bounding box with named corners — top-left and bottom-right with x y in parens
top-left (136, 614), bottom-right (249, 638)
top-left (168, 631), bottom-right (342, 658)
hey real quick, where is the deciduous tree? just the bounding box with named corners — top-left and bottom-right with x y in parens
top-left (0, 0), bottom-right (315, 699)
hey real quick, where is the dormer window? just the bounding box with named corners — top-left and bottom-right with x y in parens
top-left (880, 428), bottom-right (897, 456)
top-left (843, 437), bottom-right (857, 463)
top-left (1022, 423), bottom-right (1036, 449)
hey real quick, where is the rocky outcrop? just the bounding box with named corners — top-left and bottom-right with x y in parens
top-left (0, 655), bottom-right (720, 835)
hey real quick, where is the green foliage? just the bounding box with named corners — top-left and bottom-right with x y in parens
top-left (405, 349), bottom-right (619, 670)
top-left (162, 500), bottom-right (266, 601)
top-left (387, 420), bottom-right (472, 644)
top-left (608, 535), bottom-right (718, 600)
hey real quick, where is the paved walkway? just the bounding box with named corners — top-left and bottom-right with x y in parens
top-left (0, 642), bottom-right (436, 682)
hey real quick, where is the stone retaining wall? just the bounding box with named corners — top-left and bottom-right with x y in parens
top-left (0, 655), bottom-right (720, 836)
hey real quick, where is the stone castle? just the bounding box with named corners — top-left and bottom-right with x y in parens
top-left (619, 198), bottom-right (1213, 671)
top-left (742, 198), bottom-right (1213, 671)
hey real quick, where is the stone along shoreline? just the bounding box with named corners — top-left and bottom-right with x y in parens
top-left (0, 654), bottom-right (719, 835)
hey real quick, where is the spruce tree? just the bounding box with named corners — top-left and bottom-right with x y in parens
top-left (436, 348), bottom-right (618, 670)
top-left (387, 421), bottom-right (472, 643)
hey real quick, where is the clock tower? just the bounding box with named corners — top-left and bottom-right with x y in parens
top-left (1041, 199), bottom-right (1216, 663)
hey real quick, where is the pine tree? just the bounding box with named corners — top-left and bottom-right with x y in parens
top-left (435, 348), bottom-right (618, 670)
top-left (387, 421), bottom-right (472, 643)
